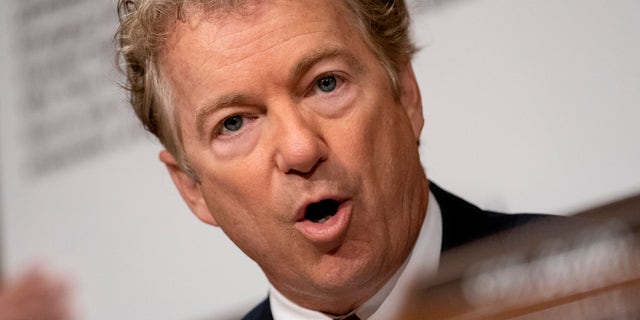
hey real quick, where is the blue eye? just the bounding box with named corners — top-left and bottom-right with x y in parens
top-left (316, 75), bottom-right (337, 92)
top-left (222, 115), bottom-right (243, 132)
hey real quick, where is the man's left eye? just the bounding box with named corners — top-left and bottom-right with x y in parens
top-left (223, 115), bottom-right (244, 132)
top-left (316, 75), bottom-right (337, 92)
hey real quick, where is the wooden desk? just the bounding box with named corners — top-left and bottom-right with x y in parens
top-left (400, 193), bottom-right (640, 320)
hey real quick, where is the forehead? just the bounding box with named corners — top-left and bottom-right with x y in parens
top-left (158, 0), bottom-right (367, 89)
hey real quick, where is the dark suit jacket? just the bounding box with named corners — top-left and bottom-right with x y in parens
top-left (242, 182), bottom-right (549, 320)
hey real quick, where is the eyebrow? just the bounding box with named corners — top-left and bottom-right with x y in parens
top-left (290, 47), bottom-right (367, 82)
top-left (195, 48), bottom-right (367, 139)
top-left (195, 92), bottom-right (252, 139)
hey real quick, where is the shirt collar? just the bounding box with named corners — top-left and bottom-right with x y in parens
top-left (269, 191), bottom-right (442, 320)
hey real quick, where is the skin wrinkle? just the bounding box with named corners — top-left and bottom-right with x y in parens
top-left (217, 25), bottom-right (326, 54)
top-left (194, 48), bottom-right (367, 142)
top-left (195, 55), bottom-right (366, 152)
top-left (203, 6), bottom-right (330, 68)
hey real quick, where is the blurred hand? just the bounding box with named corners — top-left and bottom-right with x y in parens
top-left (0, 268), bottom-right (74, 320)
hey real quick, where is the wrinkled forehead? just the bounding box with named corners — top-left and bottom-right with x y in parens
top-left (169, 0), bottom-right (353, 29)
top-left (168, 0), bottom-right (360, 39)
top-left (158, 0), bottom-right (358, 68)
top-left (157, 0), bottom-right (364, 87)
top-left (155, 0), bottom-right (370, 125)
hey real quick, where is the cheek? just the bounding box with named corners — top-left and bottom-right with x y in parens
top-left (199, 178), bottom-right (276, 258)
top-left (347, 100), bottom-right (419, 201)
top-left (344, 104), bottom-right (403, 167)
top-left (197, 162), bottom-right (269, 224)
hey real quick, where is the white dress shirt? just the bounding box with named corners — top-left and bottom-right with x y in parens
top-left (269, 191), bottom-right (443, 320)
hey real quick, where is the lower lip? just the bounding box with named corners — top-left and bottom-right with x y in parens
top-left (295, 202), bottom-right (352, 244)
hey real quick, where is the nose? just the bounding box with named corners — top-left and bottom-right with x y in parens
top-left (273, 110), bottom-right (327, 175)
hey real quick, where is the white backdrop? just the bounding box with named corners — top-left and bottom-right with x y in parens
top-left (1, 0), bottom-right (639, 319)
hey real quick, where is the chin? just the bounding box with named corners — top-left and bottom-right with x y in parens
top-left (311, 243), bottom-right (387, 294)
top-left (304, 265), bottom-right (382, 314)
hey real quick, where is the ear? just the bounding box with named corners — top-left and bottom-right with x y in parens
top-left (398, 62), bottom-right (424, 140)
top-left (159, 150), bottom-right (219, 226)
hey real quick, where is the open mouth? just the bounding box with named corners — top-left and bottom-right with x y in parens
top-left (305, 199), bottom-right (340, 223)
top-left (295, 198), bottom-right (352, 244)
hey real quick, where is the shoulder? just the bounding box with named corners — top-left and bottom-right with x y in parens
top-left (429, 182), bottom-right (567, 251)
top-left (242, 297), bottom-right (273, 320)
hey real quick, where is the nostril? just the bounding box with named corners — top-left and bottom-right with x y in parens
top-left (305, 199), bottom-right (340, 223)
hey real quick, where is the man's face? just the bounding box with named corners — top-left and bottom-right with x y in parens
top-left (159, 0), bottom-right (427, 313)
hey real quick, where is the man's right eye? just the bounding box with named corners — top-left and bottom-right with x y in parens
top-left (221, 115), bottom-right (243, 133)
